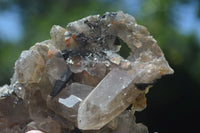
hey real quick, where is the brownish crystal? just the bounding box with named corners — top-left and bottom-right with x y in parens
top-left (0, 11), bottom-right (173, 132)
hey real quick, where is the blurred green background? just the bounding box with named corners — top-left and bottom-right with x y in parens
top-left (0, 0), bottom-right (200, 132)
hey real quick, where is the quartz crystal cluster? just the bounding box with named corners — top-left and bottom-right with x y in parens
top-left (0, 11), bottom-right (173, 133)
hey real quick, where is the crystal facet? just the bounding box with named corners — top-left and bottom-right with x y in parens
top-left (0, 11), bottom-right (173, 133)
top-left (47, 83), bottom-right (93, 123)
top-left (78, 68), bottom-right (142, 129)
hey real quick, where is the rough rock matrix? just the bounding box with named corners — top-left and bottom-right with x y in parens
top-left (0, 11), bottom-right (173, 133)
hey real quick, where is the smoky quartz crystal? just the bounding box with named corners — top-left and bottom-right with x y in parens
top-left (0, 11), bottom-right (173, 133)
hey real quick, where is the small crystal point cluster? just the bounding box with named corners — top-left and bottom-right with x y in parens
top-left (0, 11), bottom-right (173, 133)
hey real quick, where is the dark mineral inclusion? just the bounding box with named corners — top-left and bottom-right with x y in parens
top-left (0, 11), bottom-right (173, 133)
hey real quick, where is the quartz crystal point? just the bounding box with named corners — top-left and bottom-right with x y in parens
top-left (15, 49), bottom-right (45, 83)
top-left (68, 11), bottom-right (174, 130)
top-left (0, 11), bottom-right (173, 132)
top-left (78, 68), bottom-right (142, 129)
top-left (47, 83), bottom-right (93, 123)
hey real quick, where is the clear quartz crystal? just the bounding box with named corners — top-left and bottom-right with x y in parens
top-left (46, 54), bottom-right (69, 86)
top-left (15, 50), bottom-right (45, 83)
top-left (50, 25), bottom-right (67, 50)
top-left (0, 11), bottom-right (173, 133)
top-left (78, 68), bottom-right (142, 130)
top-left (47, 83), bottom-right (93, 123)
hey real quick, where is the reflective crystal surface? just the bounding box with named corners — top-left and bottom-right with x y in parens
top-left (78, 68), bottom-right (142, 129)
top-left (15, 50), bottom-right (45, 83)
top-left (0, 11), bottom-right (173, 133)
top-left (47, 83), bottom-right (93, 123)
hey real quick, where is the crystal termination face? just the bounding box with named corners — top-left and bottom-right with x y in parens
top-left (0, 11), bottom-right (173, 133)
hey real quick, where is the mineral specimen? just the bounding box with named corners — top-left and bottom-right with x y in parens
top-left (0, 11), bottom-right (173, 133)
